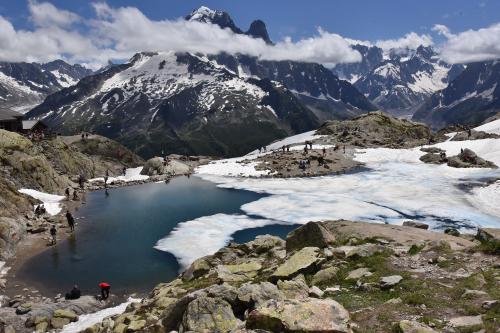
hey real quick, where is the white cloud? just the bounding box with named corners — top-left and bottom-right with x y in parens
top-left (0, 2), bottom-right (361, 68)
top-left (432, 24), bottom-right (454, 39)
top-left (437, 23), bottom-right (500, 64)
top-left (375, 32), bottom-right (434, 51)
top-left (28, 0), bottom-right (81, 28)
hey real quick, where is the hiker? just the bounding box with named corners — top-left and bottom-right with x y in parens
top-left (263, 146), bottom-right (267, 153)
top-left (282, 145), bottom-right (286, 152)
top-left (81, 133), bottom-right (85, 140)
top-left (72, 191), bottom-right (79, 201)
top-left (78, 174), bottom-right (85, 190)
top-left (99, 282), bottom-right (111, 300)
top-left (35, 205), bottom-right (41, 217)
top-left (65, 187), bottom-right (71, 199)
top-left (467, 128), bottom-right (472, 138)
top-left (38, 204), bottom-right (46, 215)
top-left (309, 142), bottom-right (312, 150)
top-left (303, 146), bottom-right (308, 155)
top-left (322, 147), bottom-right (326, 156)
top-left (343, 145), bottom-right (346, 154)
top-left (287, 145), bottom-right (290, 152)
top-left (318, 156), bottom-right (324, 166)
top-left (122, 167), bottom-right (127, 176)
top-left (65, 285), bottom-right (81, 300)
top-left (258, 147), bottom-right (262, 153)
top-left (85, 133), bottom-right (89, 139)
top-left (50, 225), bottom-right (57, 245)
top-left (66, 210), bottom-right (75, 232)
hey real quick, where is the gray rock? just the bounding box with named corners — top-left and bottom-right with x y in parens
top-left (181, 296), bottom-right (240, 332)
top-left (461, 289), bottom-right (488, 299)
top-left (448, 315), bottom-right (483, 331)
top-left (346, 268), bottom-right (372, 281)
top-left (402, 221), bottom-right (429, 230)
top-left (277, 275), bottom-right (309, 299)
top-left (237, 282), bottom-right (284, 308)
top-left (247, 298), bottom-right (352, 333)
top-left (311, 266), bottom-right (339, 286)
top-left (309, 286), bottom-right (324, 298)
top-left (286, 222), bottom-right (336, 252)
top-left (380, 275), bottom-right (403, 289)
top-left (399, 320), bottom-right (437, 333)
top-left (271, 247), bottom-right (320, 281)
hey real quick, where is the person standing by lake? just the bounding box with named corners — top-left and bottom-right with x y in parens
top-left (50, 225), bottom-right (57, 245)
top-left (66, 210), bottom-right (75, 232)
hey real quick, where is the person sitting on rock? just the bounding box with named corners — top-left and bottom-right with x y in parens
top-left (65, 285), bottom-right (81, 300)
top-left (65, 187), bottom-right (71, 199)
top-left (39, 204), bottom-right (46, 215)
top-left (99, 282), bottom-right (111, 300)
top-left (35, 205), bottom-right (41, 217)
top-left (72, 191), bottom-right (79, 201)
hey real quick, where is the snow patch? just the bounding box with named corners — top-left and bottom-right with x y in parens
top-left (18, 189), bottom-right (65, 215)
top-left (60, 298), bottom-right (140, 333)
top-left (89, 167), bottom-right (149, 183)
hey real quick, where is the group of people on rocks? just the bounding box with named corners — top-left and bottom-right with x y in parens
top-left (64, 282), bottom-right (111, 301)
top-left (34, 204), bottom-right (46, 217)
top-left (65, 187), bottom-right (80, 201)
top-left (27, 130), bottom-right (46, 141)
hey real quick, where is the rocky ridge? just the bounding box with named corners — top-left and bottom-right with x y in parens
top-left (0, 130), bottom-right (143, 260)
top-left (80, 220), bottom-right (500, 333)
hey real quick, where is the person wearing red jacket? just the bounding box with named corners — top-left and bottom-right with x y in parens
top-left (99, 282), bottom-right (110, 300)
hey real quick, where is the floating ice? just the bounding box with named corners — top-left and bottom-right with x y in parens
top-left (18, 189), bottom-right (65, 215)
top-left (155, 214), bottom-right (276, 268)
top-left (159, 128), bottom-right (500, 268)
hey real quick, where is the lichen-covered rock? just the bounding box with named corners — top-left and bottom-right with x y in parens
top-left (311, 266), bottom-right (339, 286)
top-left (182, 257), bottom-right (212, 281)
top-left (50, 317), bottom-right (70, 329)
top-left (247, 298), bottom-right (352, 333)
top-left (277, 275), bottom-right (309, 299)
top-left (237, 282), bottom-right (284, 308)
top-left (286, 222), bottom-right (335, 252)
top-left (216, 261), bottom-right (263, 283)
top-left (181, 296), bottom-right (241, 332)
top-left (271, 247), bottom-right (320, 280)
top-left (333, 243), bottom-right (385, 258)
top-left (53, 309), bottom-right (78, 322)
top-left (399, 320), bottom-right (437, 333)
top-left (448, 315), bottom-right (484, 332)
top-left (402, 221), bottom-right (429, 230)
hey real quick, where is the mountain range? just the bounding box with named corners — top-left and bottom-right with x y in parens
top-left (0, 6), bottom-right (498, 156)
top-left (25, 7), bottom-right (377, 157)
top-left (0, 60), bottom-right (92, 113)
top-left (333, 44), bottom-right (465, 116)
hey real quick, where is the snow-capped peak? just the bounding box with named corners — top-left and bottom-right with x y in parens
top-left (187, 6), bottom-right (217, 22)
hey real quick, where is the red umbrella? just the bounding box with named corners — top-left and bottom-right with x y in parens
top-left (99, 282), bottom-right (110, 288)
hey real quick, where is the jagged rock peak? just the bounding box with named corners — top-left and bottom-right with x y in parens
top-left (186, 6), bottom-right (243, 34)
top-left (247, 19), bottom-right (273, 44)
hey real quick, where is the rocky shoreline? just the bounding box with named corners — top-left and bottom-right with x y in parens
top-left (79, 220), bottom-right (500, 333)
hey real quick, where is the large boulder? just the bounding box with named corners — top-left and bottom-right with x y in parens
top-left (286, 222), bottom-right (336, 252)
top-left (311, 267), bottom-right (339, 286)
top-left (271, 247), bottom-right (320, 281)
top-left (448, 315), bottom-right (483, 332)
top-left (247, 298), bottom-right (352, 333)
top-left (140, 157), bottom-right (190, 176)
top-left (237, 282), bottom-right (285, 308)
top-left (447, 148), bottom-right (497, 168)
top-left (181, 296), bottom-right (241, 332)
top-left (216, 261), bottom-right (263, 283)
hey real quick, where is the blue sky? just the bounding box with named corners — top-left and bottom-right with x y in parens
top-left (0, 1), bottom-right (499, 66)
top-left (1, 0), bottom-right (498, 42)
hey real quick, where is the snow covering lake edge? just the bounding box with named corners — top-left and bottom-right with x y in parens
top-left (155, 125), bottom-right (500, 269)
